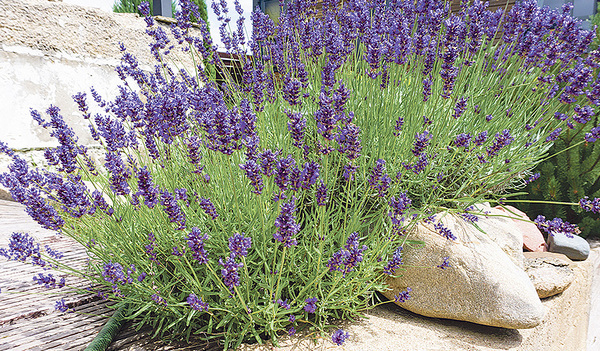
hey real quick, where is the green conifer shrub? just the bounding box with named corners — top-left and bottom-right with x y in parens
top-left (520, 117), bottom-right (600, 238)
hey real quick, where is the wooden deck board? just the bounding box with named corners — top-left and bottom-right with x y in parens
top-left (0, 199), bottom-right (115, 351)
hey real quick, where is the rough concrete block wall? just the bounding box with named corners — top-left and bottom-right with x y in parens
top-left (0, 0), bottom-right (200, 198)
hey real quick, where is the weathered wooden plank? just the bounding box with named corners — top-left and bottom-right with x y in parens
top-left (0, 200), bottom-right (114, 351)
top-left (0, 299), bottom-right (114, 350)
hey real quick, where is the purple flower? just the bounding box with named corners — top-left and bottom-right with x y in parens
top-left (277, 299), bottom-right (291, 310)
top-left (534, 215), bottom-right (578, 238)
top-left (394, 116), bottom-right (405, 136)
top-left (316, 180), bottom-right (328, 206)
top-left (92, 190), bottom-right (113, 216)
top-left (326, 232), bottom-right (368, 276)
top-left (394, 287), bottom-right (412, 302)
top-left (452, 97), bottom-right (468, 119)
top-left (35, 106), bottom-right (81, 174)
top-left (0, 232), bottom-right (40, 263)
top-left (304, 297), bottom-right (318, 313)
top-left (138, 1), bottom-right (150, 16)
top-left (473, 131), bottom-right (488, 146)
top-left (151, 293), bottom-right (167, 307)
top-left (526, 173), bottom-right (540, 184)
top-left (336, 123), bottom-right (362, 161)
top-left (54, 176), bottom-right (94, 218)
top-left (187, 293), bottom-right (209, 311)
top-left (573, 105), bottom-right (594, 124)
top-left (219, 255), bottom-right (243, 292)
top-left (289, 314), bottom-right (296, 322)
top-left (454, 133), bottom-right (472, 150)
top-left (199, 197), bottom-right (218, 220)
top-left (545, 128), bottom-right (562, 142)
top-left (422, 78), bottom-right (432, 102)
top-left (286, 110), bottom-right (306, 147)
top-left (579, 196), bottom-right (600, 214)
top-left (145, 232), bottom-right (158, 263)
top-left (288, 327), bottom-right (296, 336)
top-left (137, 272), bottom-right (147, 282)
top-left (257, 145), bottom-right (281, 178)
top-left (585, 126), bottom-right (600, 142)
top-left (174, 188), bottom-right (188, 203)
top-left (412, 130), bottom-right (432, 157)
top-left (228, 233), bottom-right (252, 258)
top-left (274, 155), bottom-right (297, 192)
top-left (300, 161), bottom-right (320, 190)
top-left (102, 261), bottom-right (125, 284)
top-left (186, 136), bottom-right (204, 173)
top-left (125, 264), bottom-right (136, 284)
top-left (187, 227), bottom-right (208, 264)
top-left (172, 246), bottom-right (185, 256)
top-left (55, 299), bottom-right (69, 313)
top-left (368, 159), bottom-right (391, 197)
top-left (240, 159), bottom-right (264, 194)
top-left (136, 167), bottom-right (159, 209)
top-left (434, 222), bottom-right (456, 240)
top-left (343, 163), bottom-right (358, 181)
top-left (383, 246), bottom-right (403, 275)
top-left (331, 329), bottom-right (349, 346)
top-left (0, 140), bottom-right (14, 156)
top-left (274, 197), bottom-right (300, 247)
top-left (104, 151), bottom-right (131, 196)
top-left (45, 245), bottom-right (64, 260)
top-left (460, 211), bottom-right (479, 223)
top-left (486, 129), bottom-right (513, 158)
top-left (388, 193), bottom-right (412, 234)
top-left (283, 77), bottom-right (303, 106)
top-left (33, 273), bottom-right (63, 289)
top-left (437, 257), bottom-right (451, 269)
top-left (21, 189), bottom-right (65, 231)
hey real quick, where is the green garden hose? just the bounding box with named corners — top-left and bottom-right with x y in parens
top-left (84, 304), bottom-right (128, 351)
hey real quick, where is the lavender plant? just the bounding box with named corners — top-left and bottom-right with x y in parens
top-left (2, 0), bottom-right (600, 348)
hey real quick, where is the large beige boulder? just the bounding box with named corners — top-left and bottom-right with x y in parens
top-left (473, 205), bottom-right (525, 268)
top-left (383, 214), bottom-right (545, 329)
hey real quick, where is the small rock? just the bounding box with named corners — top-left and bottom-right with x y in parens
top-left (524, 252), bottom-right (574, 298)
top-left (494, 205), bottom-right (547, 252)
top-left (548, 232), bottom-right (590, 261)
top-left (382, 214), bottom-right (545, 329)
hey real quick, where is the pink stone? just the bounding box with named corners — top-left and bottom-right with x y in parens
top-left (494, 205), bottom-right (547, 252)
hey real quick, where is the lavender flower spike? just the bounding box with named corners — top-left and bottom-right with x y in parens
top-left (304, 297), bottom-right (318, 313)
top-left (187, 227), bottom-right (208, 264)
top-left (316, 180), bottom-right (328, 206)
top-left (331, 329), bottom-right (350, 346)
top-left (579, 196), bottom-right (600, 213)
top-left (274, 196), bottom-right (300, 247)
top-left (187, 293), bottom-right (209, 311)
top-left (326, 232), bottom-right (368, 276)
top-left (55, 299), bottom-right (69, 313)
top-left (383, 246), bottom-right (403, 275)
top-left (228, 233), bottom-right (252, 258)
top-left (394, 287), bottom-right (412, 303)
top-left (219, 255), bottom-right (243, 293)
top-left (199, 197), bottom-right (218, 220)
